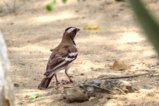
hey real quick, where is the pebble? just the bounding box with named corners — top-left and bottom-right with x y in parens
top-left (14, 83), bottom-right (20, 87)
top-left (63, 87), bottom-right (89, 102)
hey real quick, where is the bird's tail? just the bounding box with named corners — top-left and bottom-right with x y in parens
top-left (38, 76), bottom-right (53, 90)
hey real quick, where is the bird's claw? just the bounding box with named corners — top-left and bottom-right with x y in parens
top-left (56, 81), bottom-right (60, 85)
top-left (61, 80), bottom-right (73, 84)
top-left (68, 75), bottom-right (73, 78)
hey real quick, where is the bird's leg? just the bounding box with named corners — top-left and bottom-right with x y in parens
top-left (65, 69), bottom-right (73, 83)
top-left (54, 74), bottom-right (60, 85)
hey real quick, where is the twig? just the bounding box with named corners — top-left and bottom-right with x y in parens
top-left (99, 72), bottom-right (154, 80)
top-left (82, 84), bottom-right (113, 93)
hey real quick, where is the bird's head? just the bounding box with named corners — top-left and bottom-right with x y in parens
top-left (63, 27), bottom-right (80, 40)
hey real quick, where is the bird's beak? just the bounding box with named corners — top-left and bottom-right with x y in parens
top-left (76, 28), bottom-right (80, 32)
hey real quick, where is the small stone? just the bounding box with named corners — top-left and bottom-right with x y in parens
top-left (89, 97), bottom-right (96, 101)
top-left (93, 79), bottom-right (101, 86)
top-left (14, 83), bottom-right (19, 87)
top-left (80, 73), bottom-right (84, 76)
top-left (112, 14), bottom-right (119, 18)
top-left (75, 10), bottom-right (79, 13)
top-left (112, 60), bottom-right (130, 71)
top-left (87, 86), bottom-right (95, 93)
top-left (18, 102), bottom-right (23, 105)
top-left (63, 87), bottom-right (89, 102)
top-left (20, 63), bottom-right (25, 66)
top-left (119, 80), bottom-right (137, 93)
top-left (9, 22), bottom-right (14, 25)
top-left (55, 94), bottom-right (64, 100)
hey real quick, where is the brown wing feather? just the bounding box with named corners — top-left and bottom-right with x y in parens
top-left (45, 46), bottom-right (68, 72)
top-left (44, 45), bottom-right (78, 77)
top-left (44, 45), bottom-right (77, 77)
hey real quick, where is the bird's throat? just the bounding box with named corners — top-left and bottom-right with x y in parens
top-left (61, 36), bottom-right (75, 45)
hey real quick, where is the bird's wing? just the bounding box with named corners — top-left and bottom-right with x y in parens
top-left (44, 45), bottom-right (78, 78)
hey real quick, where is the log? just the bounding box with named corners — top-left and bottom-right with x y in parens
top-left (0, 31), bottom-right (15, 106)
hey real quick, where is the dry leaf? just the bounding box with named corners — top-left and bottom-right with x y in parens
top-left (112, 60), bottom-right (130, 71)
top-left (83, 25), bottom-right (100, 30)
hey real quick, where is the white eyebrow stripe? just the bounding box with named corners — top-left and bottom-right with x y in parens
top-left (66, 27), bottom-right (75, 33)
top-left (69, 52), bottom-right (78, 56)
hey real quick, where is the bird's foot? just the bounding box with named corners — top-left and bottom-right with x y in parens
top-left (68, 75), bottom-right (73, 78)
top-left (61, 80), bottom-right (73, 85)
top-left (52, 81), bottom-right (60, 85)
top-left (69, 79), bottom-right (73, 83)
top-left (55, 81), bottom-right (61, 85)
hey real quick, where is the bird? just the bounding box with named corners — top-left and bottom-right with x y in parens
top-left (38, 27), bottom-right (80, 90)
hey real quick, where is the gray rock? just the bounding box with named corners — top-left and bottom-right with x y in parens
top-left (63, 87), bottom-right (89, 102)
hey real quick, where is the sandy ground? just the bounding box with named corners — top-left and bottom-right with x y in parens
top-left (1, 0), bottom-right (159, 106)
